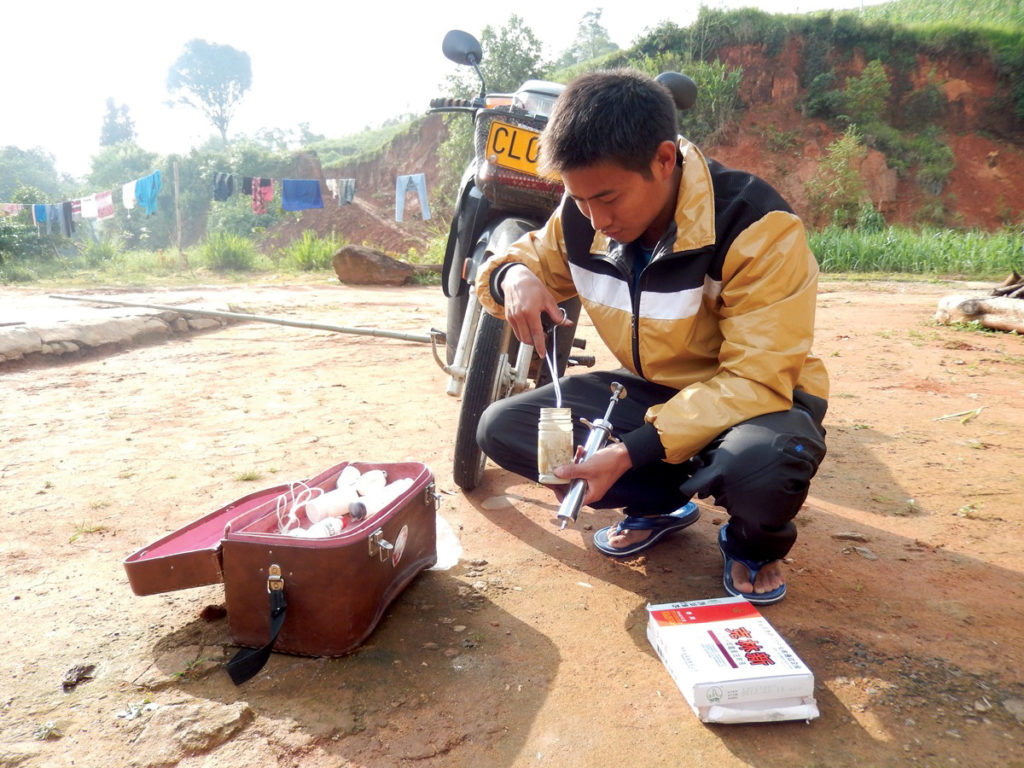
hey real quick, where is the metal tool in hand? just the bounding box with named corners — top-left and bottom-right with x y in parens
top-left (556, 382), bottom-right (627, 530)
top-left (544, 308), bottom-right (568, 407)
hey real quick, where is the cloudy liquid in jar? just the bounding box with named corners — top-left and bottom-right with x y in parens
top-left (537, 407), bottom-right (573, 484)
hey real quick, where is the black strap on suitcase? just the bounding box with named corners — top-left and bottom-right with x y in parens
top-left (226, 564), bottom-right (287, 685)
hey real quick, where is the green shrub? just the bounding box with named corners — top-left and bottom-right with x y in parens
top-left (106, 249), bottom-right (175, 276)
top-left (0, 261), bottom-right (39, 283)
top-left (401, 233), bottom-right (446, 286)
top-left (200, 232), bottom-right (258, 272)
top-left (803, 72), bottom-right (844, 120)
top-left (280, 231), bottom-right (344, 271)
top-left (805, 125), bottom-right (869, 228)
top-left (901, 82), bottom-right (948, 130)
top-left (856, 203), bottom-right (886, 233)
top-left (844, 59), bottom-right (891, 125)
top-left (207, 193), bottom-right (281, 238)
top-left (82, 236), bottom-right (121, 266)
top-left (859, 121), bottom-right (910, 174)
top-left (910, 128), bottom-right (955, 195)
top-left (635, 53), bottom-right (743, 145)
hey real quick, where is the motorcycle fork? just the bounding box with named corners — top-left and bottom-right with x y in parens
top-left (444, 293), bottom-right (535, 399)
top-left (445, 292), bottom-right (481, 397)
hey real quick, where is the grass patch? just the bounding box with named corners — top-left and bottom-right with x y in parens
top-left (70, 521), bottom-right (109, 543)
top-left (810, 226), bottom-right (1024, 276)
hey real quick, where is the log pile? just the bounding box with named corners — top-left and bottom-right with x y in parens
top-left (935, 272), bottom-right (1024, 333)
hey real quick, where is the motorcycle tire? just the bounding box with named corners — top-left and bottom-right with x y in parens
top-left (452, 311), bottom-right (513, 490)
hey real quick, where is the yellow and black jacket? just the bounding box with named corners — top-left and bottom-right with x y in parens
top-left (477, 138), bottom-right (830, 467)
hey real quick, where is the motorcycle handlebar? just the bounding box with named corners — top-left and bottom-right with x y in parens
top-left (429, 97), bottom-right (481, 110)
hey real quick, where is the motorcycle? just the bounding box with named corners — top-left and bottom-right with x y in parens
top-left (429, 29), bottom-right (697, 492)
top-left (427, 29), bottom-right (586, 491)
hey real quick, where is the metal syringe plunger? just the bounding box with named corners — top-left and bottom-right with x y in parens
top-left (556, 382), bottom-right (627, 530)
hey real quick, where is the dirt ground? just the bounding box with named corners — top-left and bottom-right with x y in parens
top-left (1, 278), bottom-right (1022, 768)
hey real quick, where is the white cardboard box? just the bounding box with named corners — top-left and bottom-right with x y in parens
top-left (647, 596), bottom-right (819, 724)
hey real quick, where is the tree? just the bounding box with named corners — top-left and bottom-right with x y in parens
top-left (448, 15), bottom-right (548, 98)
top-left (99, 98), bottom-right (136, 146)
top-left (0, 146), bottom-right (60, 201)
top-left (87, 142), bottom-right (157, 191)
top-left (166, 39), bottom-right (252, 142)
top-left (556, 9), bottom-right (620, 68)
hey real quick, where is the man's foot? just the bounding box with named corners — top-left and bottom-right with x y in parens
top-left (603, 526), bottom-right (653, 550)
top-left (718, 524), bottom-right (787, 605)
top-left (730, 558), bottom-right (785, 596)
top-left (592, 503), bottom-right (700, 557)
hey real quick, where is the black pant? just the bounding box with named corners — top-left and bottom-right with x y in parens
top-left (477, 369), bottom-right (827, 563)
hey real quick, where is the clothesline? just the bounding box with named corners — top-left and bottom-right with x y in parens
top-left (2, 168), bottom-right (429, 232)
top-left (0, 169), bottom-right (163, 233)
top-left (211, 171), bottom-right (357, 213)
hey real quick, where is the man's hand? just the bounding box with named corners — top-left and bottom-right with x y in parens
top-left (501, 264), bottom-right (571, 358)
top-left (553, 442), bottom-right (633, 506)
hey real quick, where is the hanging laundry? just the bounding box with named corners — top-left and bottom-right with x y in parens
top-left (71, 199), bottom-right (82, 221)
top-left (252, 177), bottom-right (273, 215)
top-left (326, 178), bottom-right (356, 206)
top-left (44, 204), bottom-right (62, 235)
top-left (341, 178), bottom-right (356, 204)
top-left (281, 179), bottom-right (323, 211)
top-left (95, 191), bottom-right (115, 220)
top-left (59, 201), bottom-right (74, 237)
top-left (80, 195), bottom-right (98, 220)
top-left (122, 181), bottom-right (137, 210)
top-left (213, 172), bottom-right (234, 201)
top-left (135, 170), bottom-right (162, 216)
top-left (33, 204), bottom-right (48, 224)
top-left (241, 177), bottom-right (254, 195)
top-left (395, 173), bottom-right (430, 222)
top-left (0, 203), bottom-right (24, 217)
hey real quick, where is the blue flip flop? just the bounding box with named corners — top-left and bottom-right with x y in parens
top-left (718, 524), bottom-right (787, 605)
top-left (593, 502), bottom-right (700, 557)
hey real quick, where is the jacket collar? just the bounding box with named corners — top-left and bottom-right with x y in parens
top-left (670, 137), bottom-right (716, 253)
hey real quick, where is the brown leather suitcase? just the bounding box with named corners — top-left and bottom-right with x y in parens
top-left (124, 461), bottom-right (437, 681)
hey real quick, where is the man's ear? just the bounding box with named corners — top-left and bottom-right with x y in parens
top-left (651, 140), bottom-right (678, 180)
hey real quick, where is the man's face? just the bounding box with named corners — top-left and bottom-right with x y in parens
top-left (560, 144), bottom-right (677, 246)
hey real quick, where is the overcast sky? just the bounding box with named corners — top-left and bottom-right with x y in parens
top-left (1, 0), bottom-right (881, 179)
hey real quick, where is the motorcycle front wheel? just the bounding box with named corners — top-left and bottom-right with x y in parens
top-left (452, 311), bottom-right (516, 490)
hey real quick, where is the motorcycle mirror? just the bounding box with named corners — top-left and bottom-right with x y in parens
top-left (656, 72), bottom-right (698, 112)
top-left (442, 30), bottom-right (487, 101)
top-left (442, 30), bottom-right (483, 67)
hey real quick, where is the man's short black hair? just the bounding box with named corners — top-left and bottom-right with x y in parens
top-left (539, 69), bottom-right (678, 179)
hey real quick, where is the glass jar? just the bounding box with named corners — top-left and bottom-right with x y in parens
top-left (537, 407), bottom-right (573, 484)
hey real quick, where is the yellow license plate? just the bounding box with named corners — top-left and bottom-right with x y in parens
top-left (486, 120), bottom-right (541, 176)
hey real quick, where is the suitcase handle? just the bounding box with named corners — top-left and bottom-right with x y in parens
top-left (226, 564), bottom-right (288, 685)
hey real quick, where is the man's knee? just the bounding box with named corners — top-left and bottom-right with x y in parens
top-left (476, 398), bottom-right (509, 457)
top-left (723, 423), bottom-right (826, 524)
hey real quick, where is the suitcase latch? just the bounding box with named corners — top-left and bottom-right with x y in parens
top-left (267, 564), bottom-right (285, 592)
top-left (368, 528), bottom-right (394, 562)
top-left (425, 482), bottom-right (440, 511)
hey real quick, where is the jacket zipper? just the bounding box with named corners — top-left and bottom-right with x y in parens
top-left (631, 275), bottom-right (644, 378)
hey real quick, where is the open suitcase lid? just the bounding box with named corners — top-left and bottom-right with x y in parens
top-left (123, 484), bottom-right (291, 596)
top-left (123, 461), bottom-right (433, 597)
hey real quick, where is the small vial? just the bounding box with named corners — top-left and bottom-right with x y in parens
top-left (537, 407), bottom-right (573, 484)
